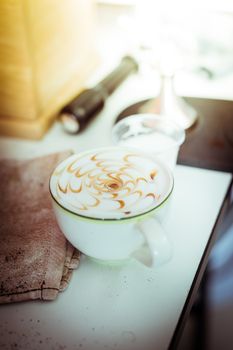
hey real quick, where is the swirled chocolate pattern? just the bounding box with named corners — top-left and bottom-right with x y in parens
top-left (50, 148), bottom-right (173, 219)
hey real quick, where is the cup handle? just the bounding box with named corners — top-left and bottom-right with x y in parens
top-left (131, 218), bottom-right (172, 267)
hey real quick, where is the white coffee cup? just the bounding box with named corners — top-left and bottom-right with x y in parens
top-left (49, 147), bottom-right (174, 267)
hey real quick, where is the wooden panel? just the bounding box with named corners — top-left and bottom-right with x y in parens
top-left (24, 0), bottom-right (96, 111)
top-left (0, 110), bottom-right (56, 140)
top-left (0, 0), bottom-right (98, 138)
top-left (0, 57), bottom-right (98, 139)
top-left (0, 0), bottom-right (37, 119)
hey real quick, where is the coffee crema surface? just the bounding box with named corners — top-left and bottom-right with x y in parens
top-left (50, 148), bottom-right (173, 219)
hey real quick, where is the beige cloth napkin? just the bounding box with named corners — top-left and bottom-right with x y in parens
top-left (0, 151), bottom-right (80, 304)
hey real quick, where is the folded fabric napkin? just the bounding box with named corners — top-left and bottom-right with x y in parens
top-left (0, 151), bottom-right (80, 304)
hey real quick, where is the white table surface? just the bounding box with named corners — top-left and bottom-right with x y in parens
top-left (0, 69), bottom-right (232, 350)
top-left (0, 166), bottom-right (231, 350)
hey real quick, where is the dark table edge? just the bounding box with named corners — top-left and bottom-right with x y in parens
top-left (168, 174), bottom-right (233, 350)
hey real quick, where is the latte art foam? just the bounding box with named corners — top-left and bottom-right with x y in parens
top-left (50, 148), bottom-right (173, 219)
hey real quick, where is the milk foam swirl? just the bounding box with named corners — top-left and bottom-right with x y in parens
top-left (50, 148), bottom-right (173, 219)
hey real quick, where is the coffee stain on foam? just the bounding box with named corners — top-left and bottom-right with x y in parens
top-left (68, 183), bottom-right (82, 193)
top-left (136, 177), bottom-right (148, 183)
top-left (67, 159), bottom-right (78, 173)
top-left (116, 200), bottom-right (125, 209)
top-left (57, 182), bottom-right (68, 194)
top-left (150, 170), bottom-right (157, 180)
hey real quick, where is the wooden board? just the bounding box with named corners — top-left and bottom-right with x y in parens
top-left (0, 0), bottom-right (98, 139)
top-left (0, 53), bottom-right (98, 139)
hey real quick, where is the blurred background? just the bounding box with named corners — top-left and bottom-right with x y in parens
top-left (96, 0), bottom-right (233, 93)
